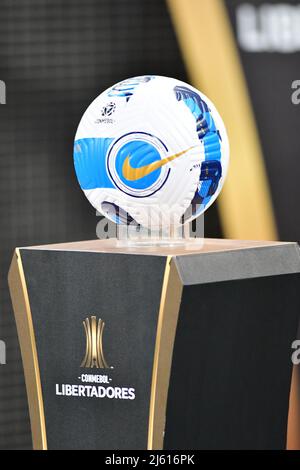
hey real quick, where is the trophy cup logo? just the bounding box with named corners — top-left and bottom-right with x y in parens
top-left (80, 316), bottom-right (110, 369)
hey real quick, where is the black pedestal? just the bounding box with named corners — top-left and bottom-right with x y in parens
top-left (8, 239), bottom-right (300, 449)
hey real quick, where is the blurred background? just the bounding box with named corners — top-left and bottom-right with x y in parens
top-left (0, 0), bottom-right (299, 449)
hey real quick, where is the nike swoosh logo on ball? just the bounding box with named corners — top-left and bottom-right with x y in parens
top-left (122, 146), bottom-right (194, 181)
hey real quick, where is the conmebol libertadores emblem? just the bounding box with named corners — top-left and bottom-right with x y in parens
top-left (80, 316), bottom-right (110, 369)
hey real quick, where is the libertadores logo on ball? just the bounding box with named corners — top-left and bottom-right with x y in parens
top-left (101, 102), bottom-right (116, 117)
top-left (73, 75), bottom-right (229, 229)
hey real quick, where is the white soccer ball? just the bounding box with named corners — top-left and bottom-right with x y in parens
top-left (74, 75), bottom-right (229, 228)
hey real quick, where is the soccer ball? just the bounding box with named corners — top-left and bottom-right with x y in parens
top-left (74, 76), bottom-right (229, 228)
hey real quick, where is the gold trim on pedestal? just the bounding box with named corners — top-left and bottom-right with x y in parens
top-left (147, 256), bottom-right (183, 450)
top-left (287, 365), bottom-right (300, 449)
top-left (8, 249), bottom-right (47, 450)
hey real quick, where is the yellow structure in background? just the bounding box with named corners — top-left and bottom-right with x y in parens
top-left (167, 0), bottom-right (277, 240)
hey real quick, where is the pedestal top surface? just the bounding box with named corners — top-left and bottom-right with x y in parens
top-left (20, 238), bottom-right (294, 257)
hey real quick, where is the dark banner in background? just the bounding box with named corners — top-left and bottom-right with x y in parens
top-left (227, 0), bottom-right (300, 242)
top-left (0, 0), bottom-right (299, 449)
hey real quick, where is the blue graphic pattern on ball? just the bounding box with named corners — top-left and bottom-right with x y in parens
top-left (108, 76), bottom-right (155, 102)
top-left (74, 138), bottom-right (114, 190)
top-left (174, 86), bottom-right (222, 213)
